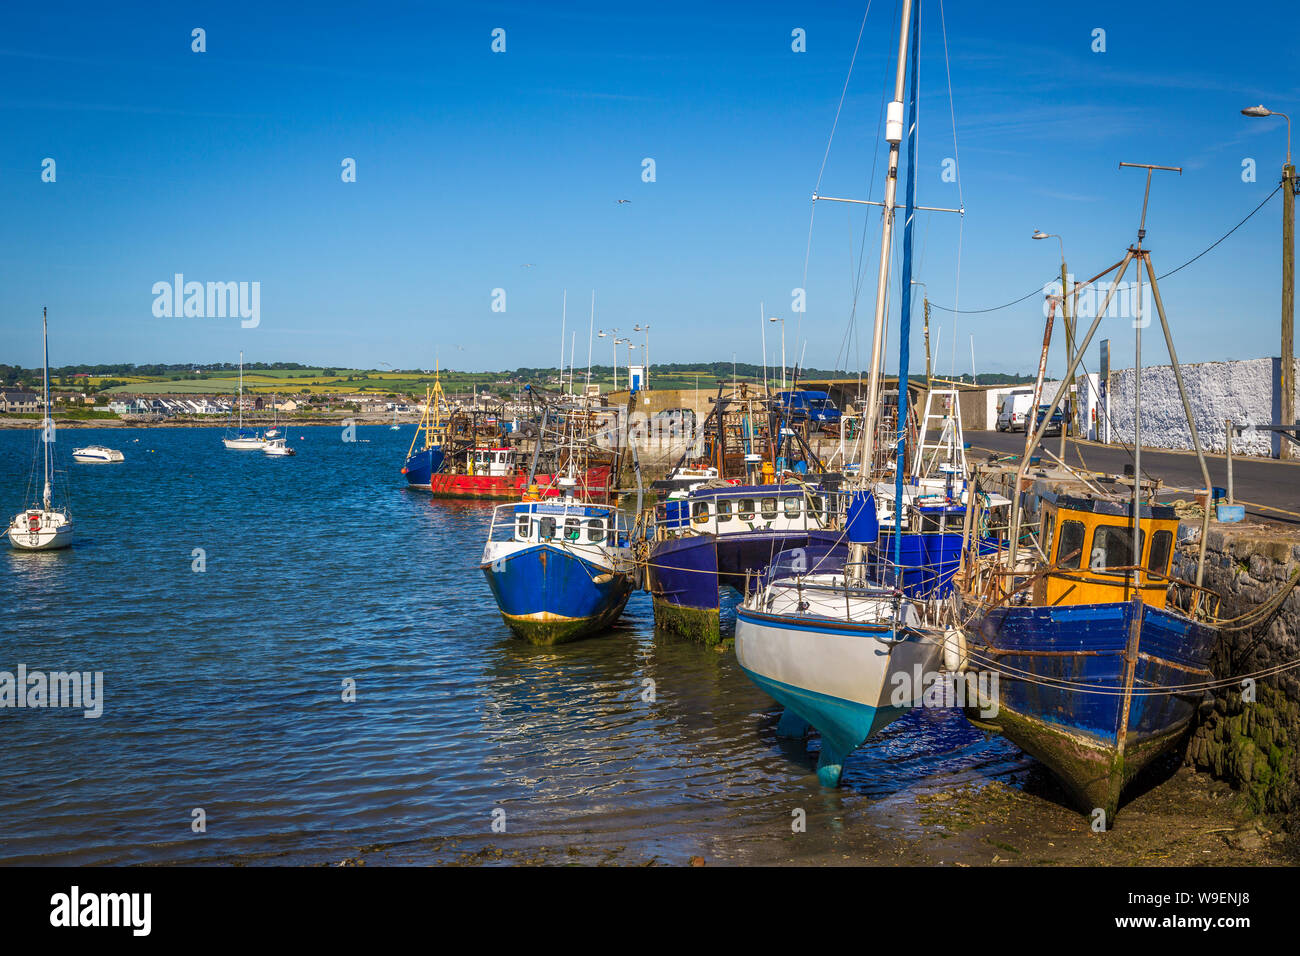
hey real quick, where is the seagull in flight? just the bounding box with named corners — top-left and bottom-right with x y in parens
top-left (520, 263), bottom-right (536, 268)
top-left (617, 199), bottom-right (631, 204)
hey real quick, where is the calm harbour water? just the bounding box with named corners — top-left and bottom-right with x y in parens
top-left (0, 424), bottom-right (1026, 865)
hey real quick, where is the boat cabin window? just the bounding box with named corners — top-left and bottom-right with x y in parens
top-left (1147, 529), bottom-right (1173, 576)
top-left (564, 518), bottom-right (581, 541)
top-left (738, 499), bottom-right (756, 521)
top-left (586, 518), bottom-right (606, 543)
top-left (760, 497), bottom-right (778, 520)
top-left (1091, 525), bottom-right (1143, 575)
top-left (516, 514), bottom-right (530, 539)
top-left (716, 499), bottom-right (732, 523)
top-left (692, 501), bottom-right (710, 524)
top-left (920, 512), bottom-right (941, 534)
top-left (1056, 519), bottom-right (1085, 569)
top-left (1042, 513), bottom-right (1056, 558)
top-left (810, 496), bottom-right (825, 520)
top-left (538, 516), bottom-right (556, 540)
top-left (784, 497), bottom-right (801, 518)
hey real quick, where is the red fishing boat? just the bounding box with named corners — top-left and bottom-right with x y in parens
top-left (419, 445), bottom-right (611, 501)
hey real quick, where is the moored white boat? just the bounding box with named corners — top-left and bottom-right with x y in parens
top-left (7, 507), bottom-right (74, 551)
top-left (734, 543), bottom-right (942, 785)
top-left (223, 352), bottom-right (265, 449)
top-left (8, 308), bottom-right (74, 552)
top-left (72, 445), bottom-right (124, 463)
top-left (263, 437), bottom-right (296, 456)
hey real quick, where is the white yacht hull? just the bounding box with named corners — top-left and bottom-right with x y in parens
top-left (735, 579), bottom-right (941, 786)
top-left (72, 447), bottom-right (124, 463)
top-left (222, 438), bottom-right (267, 450)
top-left (7, 511), bottom-right (74, 551)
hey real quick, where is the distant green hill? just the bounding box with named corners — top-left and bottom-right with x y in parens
top-left (1, 360), bottom-right (1040, 397)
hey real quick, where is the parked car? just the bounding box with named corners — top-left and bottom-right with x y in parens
top-left (995, 391), bottom-right (1034, 432)
top-left (776, 390), bottom-right (841, 425)
top-left (1035, 403), bottom-right (1066, 437)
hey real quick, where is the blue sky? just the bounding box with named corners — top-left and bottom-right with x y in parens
top-left (1, 0), bottom-right (1296, 378)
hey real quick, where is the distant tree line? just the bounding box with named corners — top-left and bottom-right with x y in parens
top-left (0, 360), bottom-right (1041, 392)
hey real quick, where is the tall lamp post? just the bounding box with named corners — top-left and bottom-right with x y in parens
top-left (1033, 231), bottom-right (1078, 444)
top-left (768, 315), bottom-right (786, 390)
top-left (625, 342), bottom-right (638, 390)
top-left (1242, 104), bottom-right (1296, 459)
top-left (597, 328), bottom-right (622, 391)
top-left (633, 323), bottom-right (651, 390)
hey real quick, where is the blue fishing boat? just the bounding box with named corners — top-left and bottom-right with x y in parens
top-left (481, 498), bottom-right (635, 644)
top-left (954, 493), bottom-right (1218, 820)
top-left (401, 368), bottom-right (449, 489)
top-left (648, 482), bottom-right (843, 643)
top-left (950, 158), bottom-right (1226, 822)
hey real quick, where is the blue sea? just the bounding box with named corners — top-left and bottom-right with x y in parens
top-left (0, 424), bottom-right (1025, 865)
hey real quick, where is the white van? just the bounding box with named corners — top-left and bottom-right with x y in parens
top-left (996, 391), bottom-right (1034, 432)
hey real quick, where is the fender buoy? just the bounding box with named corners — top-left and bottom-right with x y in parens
top-left (942, 626), bottom-right (968, 673)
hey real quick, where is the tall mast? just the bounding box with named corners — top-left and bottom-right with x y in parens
top-left (42, 307), bottom-right (51, 509)
top-left (238, 351), bottom-right (244, 431)
top-left (892, 0), bottom-right (922, 578)
top-left (859, 0), bottom-right (915, 478)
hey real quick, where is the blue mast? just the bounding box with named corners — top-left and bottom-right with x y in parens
top-left (893, 0), bottom-right (921, 583)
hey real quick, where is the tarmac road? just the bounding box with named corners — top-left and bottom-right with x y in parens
top-left (965, 429), bottom-right (1300, 526)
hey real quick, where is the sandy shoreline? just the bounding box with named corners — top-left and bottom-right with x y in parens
top-left (216, 760), bottom-right (1296, 868)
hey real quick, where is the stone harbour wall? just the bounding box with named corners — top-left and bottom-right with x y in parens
top-left (1173, 522), bottom-right (1300, 817)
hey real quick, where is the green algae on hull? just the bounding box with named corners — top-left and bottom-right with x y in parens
top-left (501, 594), bottom-right (631, 645)
top-left (651, 598), bottom-right (723, 646)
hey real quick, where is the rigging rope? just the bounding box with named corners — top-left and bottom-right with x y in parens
top-left (931, 183), bottom-right (1283, 314)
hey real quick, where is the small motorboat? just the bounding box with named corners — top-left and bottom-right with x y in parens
top-left (72, 445), bottom-right (124, 463)
top-left (263, 437), bottom-right (296, 456)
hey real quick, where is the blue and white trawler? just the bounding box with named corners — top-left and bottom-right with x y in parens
top-left (480, 495), bottom-right (635, 644)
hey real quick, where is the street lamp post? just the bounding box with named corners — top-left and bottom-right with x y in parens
top-left (597, 329), bottom-right (622, 391)
top-left (625, 342), bottom-right (637, 390)
top-left (1034, 230), bottom-right (1077, 451)
top-left (1242, 104), bottom-right (1296, 458)
top-left (768, 315), bottom-right (786, 390)
top-left (633, 324), bottom-right (651, 390)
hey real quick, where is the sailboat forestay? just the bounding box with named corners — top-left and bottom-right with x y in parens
top-left (7, 308), bottom-right (74, 551)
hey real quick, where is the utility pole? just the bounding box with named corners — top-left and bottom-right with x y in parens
top-left (1033, 231), bottom-right (1075, 458)
top-left (1242, 105), bottom-right (1295, 459)
top-left (1284, 159), bottom-right (1296, 458)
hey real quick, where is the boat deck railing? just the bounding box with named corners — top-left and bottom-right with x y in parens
top-left (487, 499), bottom-right (629, 549)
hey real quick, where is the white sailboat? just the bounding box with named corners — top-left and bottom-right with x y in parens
top-left (7, 308), bottom-right (74, 551)
top-left (222, 352), bottom-right (267, 449)
top-left (733, 0), bottom-right (947, 786)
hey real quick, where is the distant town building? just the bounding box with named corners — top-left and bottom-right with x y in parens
top-left (0, 389), bottom-right (40, 413)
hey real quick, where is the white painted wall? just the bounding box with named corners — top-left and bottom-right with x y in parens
top-left (1105, 357), bottom-right (1299, 457)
